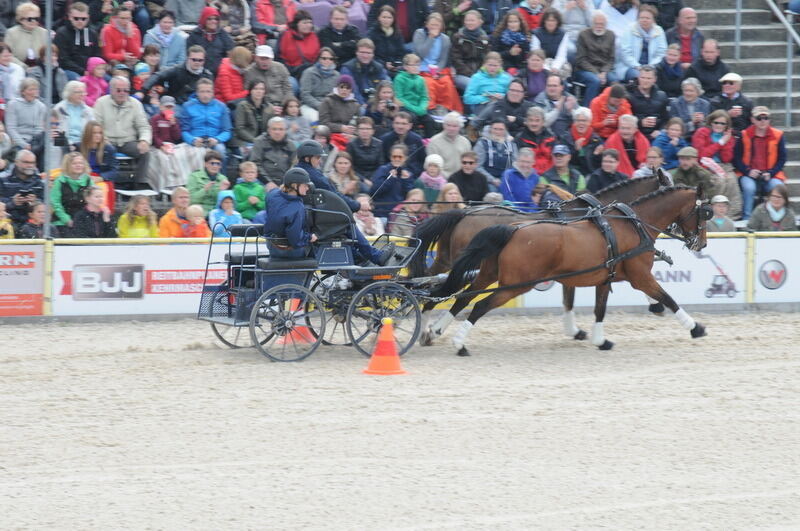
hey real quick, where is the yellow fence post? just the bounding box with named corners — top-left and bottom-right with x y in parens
top-left (43, 239), bottom-right (54, 316)
top-left (744, 233), bottom-right (756, 304)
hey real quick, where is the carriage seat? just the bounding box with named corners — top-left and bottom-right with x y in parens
top-left (257, 257), bottom-right (319, 270)
top-left (227, 224), bottom-right (266, 237)
top-left (225, 250), bottom-right (266, 266)
top-left (306, 189), bottom-right (354, 241)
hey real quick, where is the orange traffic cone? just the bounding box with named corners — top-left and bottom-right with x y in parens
top-left (363, 318), bottom-right (406, 375)
top-left (277, 298), bottom-right (315, 344)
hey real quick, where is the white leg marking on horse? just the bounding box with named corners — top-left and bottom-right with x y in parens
top-left (675, 308), bottom-right (696, 330)
top-left (591, 322), bottom-right (605, 347)
top-left (646, 295), bottom-right (659, 304)
top-left (431, 311), bottom-right (455, 336)
top-left (452, 320), bottom-right (474, 349)
top-left (563, 310), bottom-right (579, 336)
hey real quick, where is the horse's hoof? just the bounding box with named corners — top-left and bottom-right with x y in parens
top-left (648, 303), bottom-right (665, 316)
top-left (598, 340), bottom-right (614, 350)
top-left (690, 323), bottom-right (707, 338)
top-left (419, 331), bottom-right (433, 346)
top-left (574, 329), bottom-right (587, 341)
top-left (456, 346), bottom-right (471, 357)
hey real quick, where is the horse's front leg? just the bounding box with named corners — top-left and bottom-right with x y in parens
top-left (632, 275), bottom-right (707, 339)
top-left (590, 283), bottom-right (614, 350)
top-left (562, 285), bottom-right (587, 340)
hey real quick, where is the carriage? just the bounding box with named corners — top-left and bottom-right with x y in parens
top-left (197, 189), bottom-right (440, 362)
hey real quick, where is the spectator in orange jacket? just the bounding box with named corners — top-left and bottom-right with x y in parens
top-left (590, 83), bottom-right (632, 139)
top-left (215, 46), bottom-right (252, 104)
top-left (602, 114), bottom-right (651, 177)
top-left (100, 7), bottom-right (142, 65)
top-left (158, 186), bottom-right (192, 237)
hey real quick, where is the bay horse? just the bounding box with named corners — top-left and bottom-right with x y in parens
top-left (430, 185), bottom-right (711, 356)
top-left (411, 171), bottom-right (672, 346)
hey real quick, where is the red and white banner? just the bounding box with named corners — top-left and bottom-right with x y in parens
top-left (52, 244), bottom-right (242, 315)
top-left (0, 245), bottom-right (44, 316)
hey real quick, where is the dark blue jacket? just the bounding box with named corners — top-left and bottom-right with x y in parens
top-left (369, 163), bottom-right (416, 218)
top-left (77, 143), bottom-right (119, 183)
top-left (339, 58), bottom-right (391, 105)
top-left (264, 189), bottom-right (311, 249)
top-left (296, 161), bottom-right (360, 212)
top-left (379, 130), bottom-right (426, 178)
top-left (0, 169), bottom-right (45, 226)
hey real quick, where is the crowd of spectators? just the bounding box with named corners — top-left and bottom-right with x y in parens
top-left (0, 0), bottom-right (797, 240)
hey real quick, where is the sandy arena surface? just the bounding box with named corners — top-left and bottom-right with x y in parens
top-left (2, 311), bottom-right (799, 530)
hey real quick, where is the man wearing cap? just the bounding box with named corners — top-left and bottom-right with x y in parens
top-left (427, 112), bottom-right (473, 177)
top-left (144, 45), bottom-right (214, 106)
top-left (706, 195), bottom-right (736, 232)
top-left (734, 106), bottom-right (787, 220)
top-left (186, 6), bottom-right (234, 75)
top-left (244, 45), bottom-right (294, 112)
top-left (711, 73), bottom-right (753, 135)
top-left (539, 145), bottom-right (586, 196)
top-left (684, 39), bottom-right (729, 100)
top-left (671, 146), bottom-right (715, 191)
top-left (339, 39), bottom-right (391, 105)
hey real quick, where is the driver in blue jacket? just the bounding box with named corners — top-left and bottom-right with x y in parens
top-left (265, 168), bottom-right (318, 259)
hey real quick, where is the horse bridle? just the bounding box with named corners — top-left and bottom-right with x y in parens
top-left (664, 195), bottom-right (713, 251)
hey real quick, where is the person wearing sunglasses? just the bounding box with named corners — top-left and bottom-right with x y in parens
top-left (54, 2), bottom-right (101, 81)
top-left (186, 6), bottom-right (234, 75)
top-left (187, 151), bottom-right (231, 215)
top-left (710, 72), bottom-right (754, 135)
top-left (298, 47), bottom-right (339, 123)
top-left (144, 45), bottom-right (213, 106)
top-left (691, 109), bottom-right (743, 220)
top-left (734, 106), bottom-right (788, 220)
top-left (4, 3), bottom-right (48, 67)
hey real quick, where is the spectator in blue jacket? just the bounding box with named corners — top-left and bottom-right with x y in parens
top-left (339, 39), bottom-right (392, 105)
top-left (180, 78), bottom-right (232, 162)
top-left (463, 51), bottom-right (512, 114)
top-left (264, 168), bottom-right (316, 259)
top-left (208, 190), bottom-right (244, 236)
top-left (370, 143), bottom-right (417, 219)
top-left (500, 147), bottom-right (538, 212)
top-left (651, 118), bottom-right (688, 170)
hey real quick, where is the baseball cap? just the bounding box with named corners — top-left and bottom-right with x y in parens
top-left (160, 95), bottom-right (176, 107)
top-left (719, 72), bottom-right (743, 84)
top-left (677, 146), bottom-right (698, 158)
top-left (752, 106), bottom-right (770, 118)
top-left (711, 195), bottom-right (729, 204)
top-left (552, 144), bottom-right (571, 156)
top-left (255, 45), bottom-right (274, 58)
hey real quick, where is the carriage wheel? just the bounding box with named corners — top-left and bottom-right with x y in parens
top-left (346, 281), bottom-right (421, 357)
top-left (307, 272), bottom-right (352, 347)
top-left (249, 285), bottom-right (326, 362)
top-left (210, 322), bottom-right (252, 348)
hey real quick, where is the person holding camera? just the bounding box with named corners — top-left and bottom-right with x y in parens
top-left (339, 39), bottom-right (391, 105)
top-left (366, 80), bottom-right (402, 137)
top-left (0, 150), bottom-right (44, 230)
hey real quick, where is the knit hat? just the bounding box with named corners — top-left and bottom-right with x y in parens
top-left (337, 74), bottom-right (355, 90)
top-left (424, 154), bottom-right (444, 169)
top-left (134, 63), bottom-right (150, 76)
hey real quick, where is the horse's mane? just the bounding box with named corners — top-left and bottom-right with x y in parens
top-left (630, 185), bottom-right (695, 206)
top-left (595, 175), bottom-right (658, 197)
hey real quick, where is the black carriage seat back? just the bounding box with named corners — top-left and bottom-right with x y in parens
top-left (257, 257), bottom-right (319, 270)
top-left (306, 189), bottom-right (354, 241)
top-left (225, 225), bottom-right (267, 265)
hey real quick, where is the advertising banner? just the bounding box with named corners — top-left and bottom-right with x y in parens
top-left (751, 237), bottom-right (797, 303)
top-left (0, 244), bottom-right (44, 316)
top-left (522, 237), bottom-right (748, 309)
top-left (52, 243), bottom-right (243, 315)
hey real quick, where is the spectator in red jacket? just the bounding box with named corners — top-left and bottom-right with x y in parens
top-left (693, 109), bottom-right (742, 219)
top-left (603, 114), bottom-right (650, 177)
top-left (100, 7), bottom-right (142, 65)
top-left (252, 0), bottom-right (297, 45)
top-left (589, 83), bottom-right (632, 139)
top-left (215, 46), bottom-right (252, 104)
top-left (278, 10), bottom-right (320, 77)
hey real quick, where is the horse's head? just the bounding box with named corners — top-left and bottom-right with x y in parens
top-left (673, 184), bottom-right (712, 252)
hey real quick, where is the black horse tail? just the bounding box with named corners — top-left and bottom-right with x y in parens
top-left (432, 224), bottom-right (518, 297)
top-left (409, 209), bottom-right (468, 277)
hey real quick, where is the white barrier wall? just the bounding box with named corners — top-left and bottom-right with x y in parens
top-left (752, 238), bottom-right (795, 303)
top-left (52, 244), bottom-right (243, 316)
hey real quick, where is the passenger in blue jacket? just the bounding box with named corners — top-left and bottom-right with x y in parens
top-left (500, 147), bottom-right (539, 212)
top-left (179, 78), bottom-right (232, 162)
top-left (264, 168), bottom-right (317, 260)
top-left (369, 143), bottom-right (417, 219)
top-left (288, 144), bottom-right (396, 265)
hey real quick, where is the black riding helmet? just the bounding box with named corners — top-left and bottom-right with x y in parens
top-left (283, 167), bottom-right (315, 196)
top-left (296, 140), bottom-right (325, 159)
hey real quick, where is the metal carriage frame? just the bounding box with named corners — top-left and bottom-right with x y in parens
top-left (197, 208), bottom-right (429, 362)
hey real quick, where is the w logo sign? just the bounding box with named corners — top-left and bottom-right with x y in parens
top-left (758, 260), bottom-right (787, 290)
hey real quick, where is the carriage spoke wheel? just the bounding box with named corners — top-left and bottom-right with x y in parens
top-left (210, 322), bottom-right (252, 348)
top-left (249, 285), bottom-right (326, 362)
top-left (346, 281), bottom-right (421, 357)
top-left (307, 272), bottom-right (352, 347)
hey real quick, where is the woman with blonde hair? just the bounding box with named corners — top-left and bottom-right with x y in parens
top-left (387, 188), bottom-right (430, 237)
top-left (326, 151), bottom-right (362, 198)
top-left (51, 152), bottom-right (93, 232)
top-left (215, 46), bottom-right (253, 103)
top-left (431, 182), bottom-right (466, 214)
top-left (117, 195), bottom-right (159, 237)
top-left (4, 2), bottom-right (48, 65)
